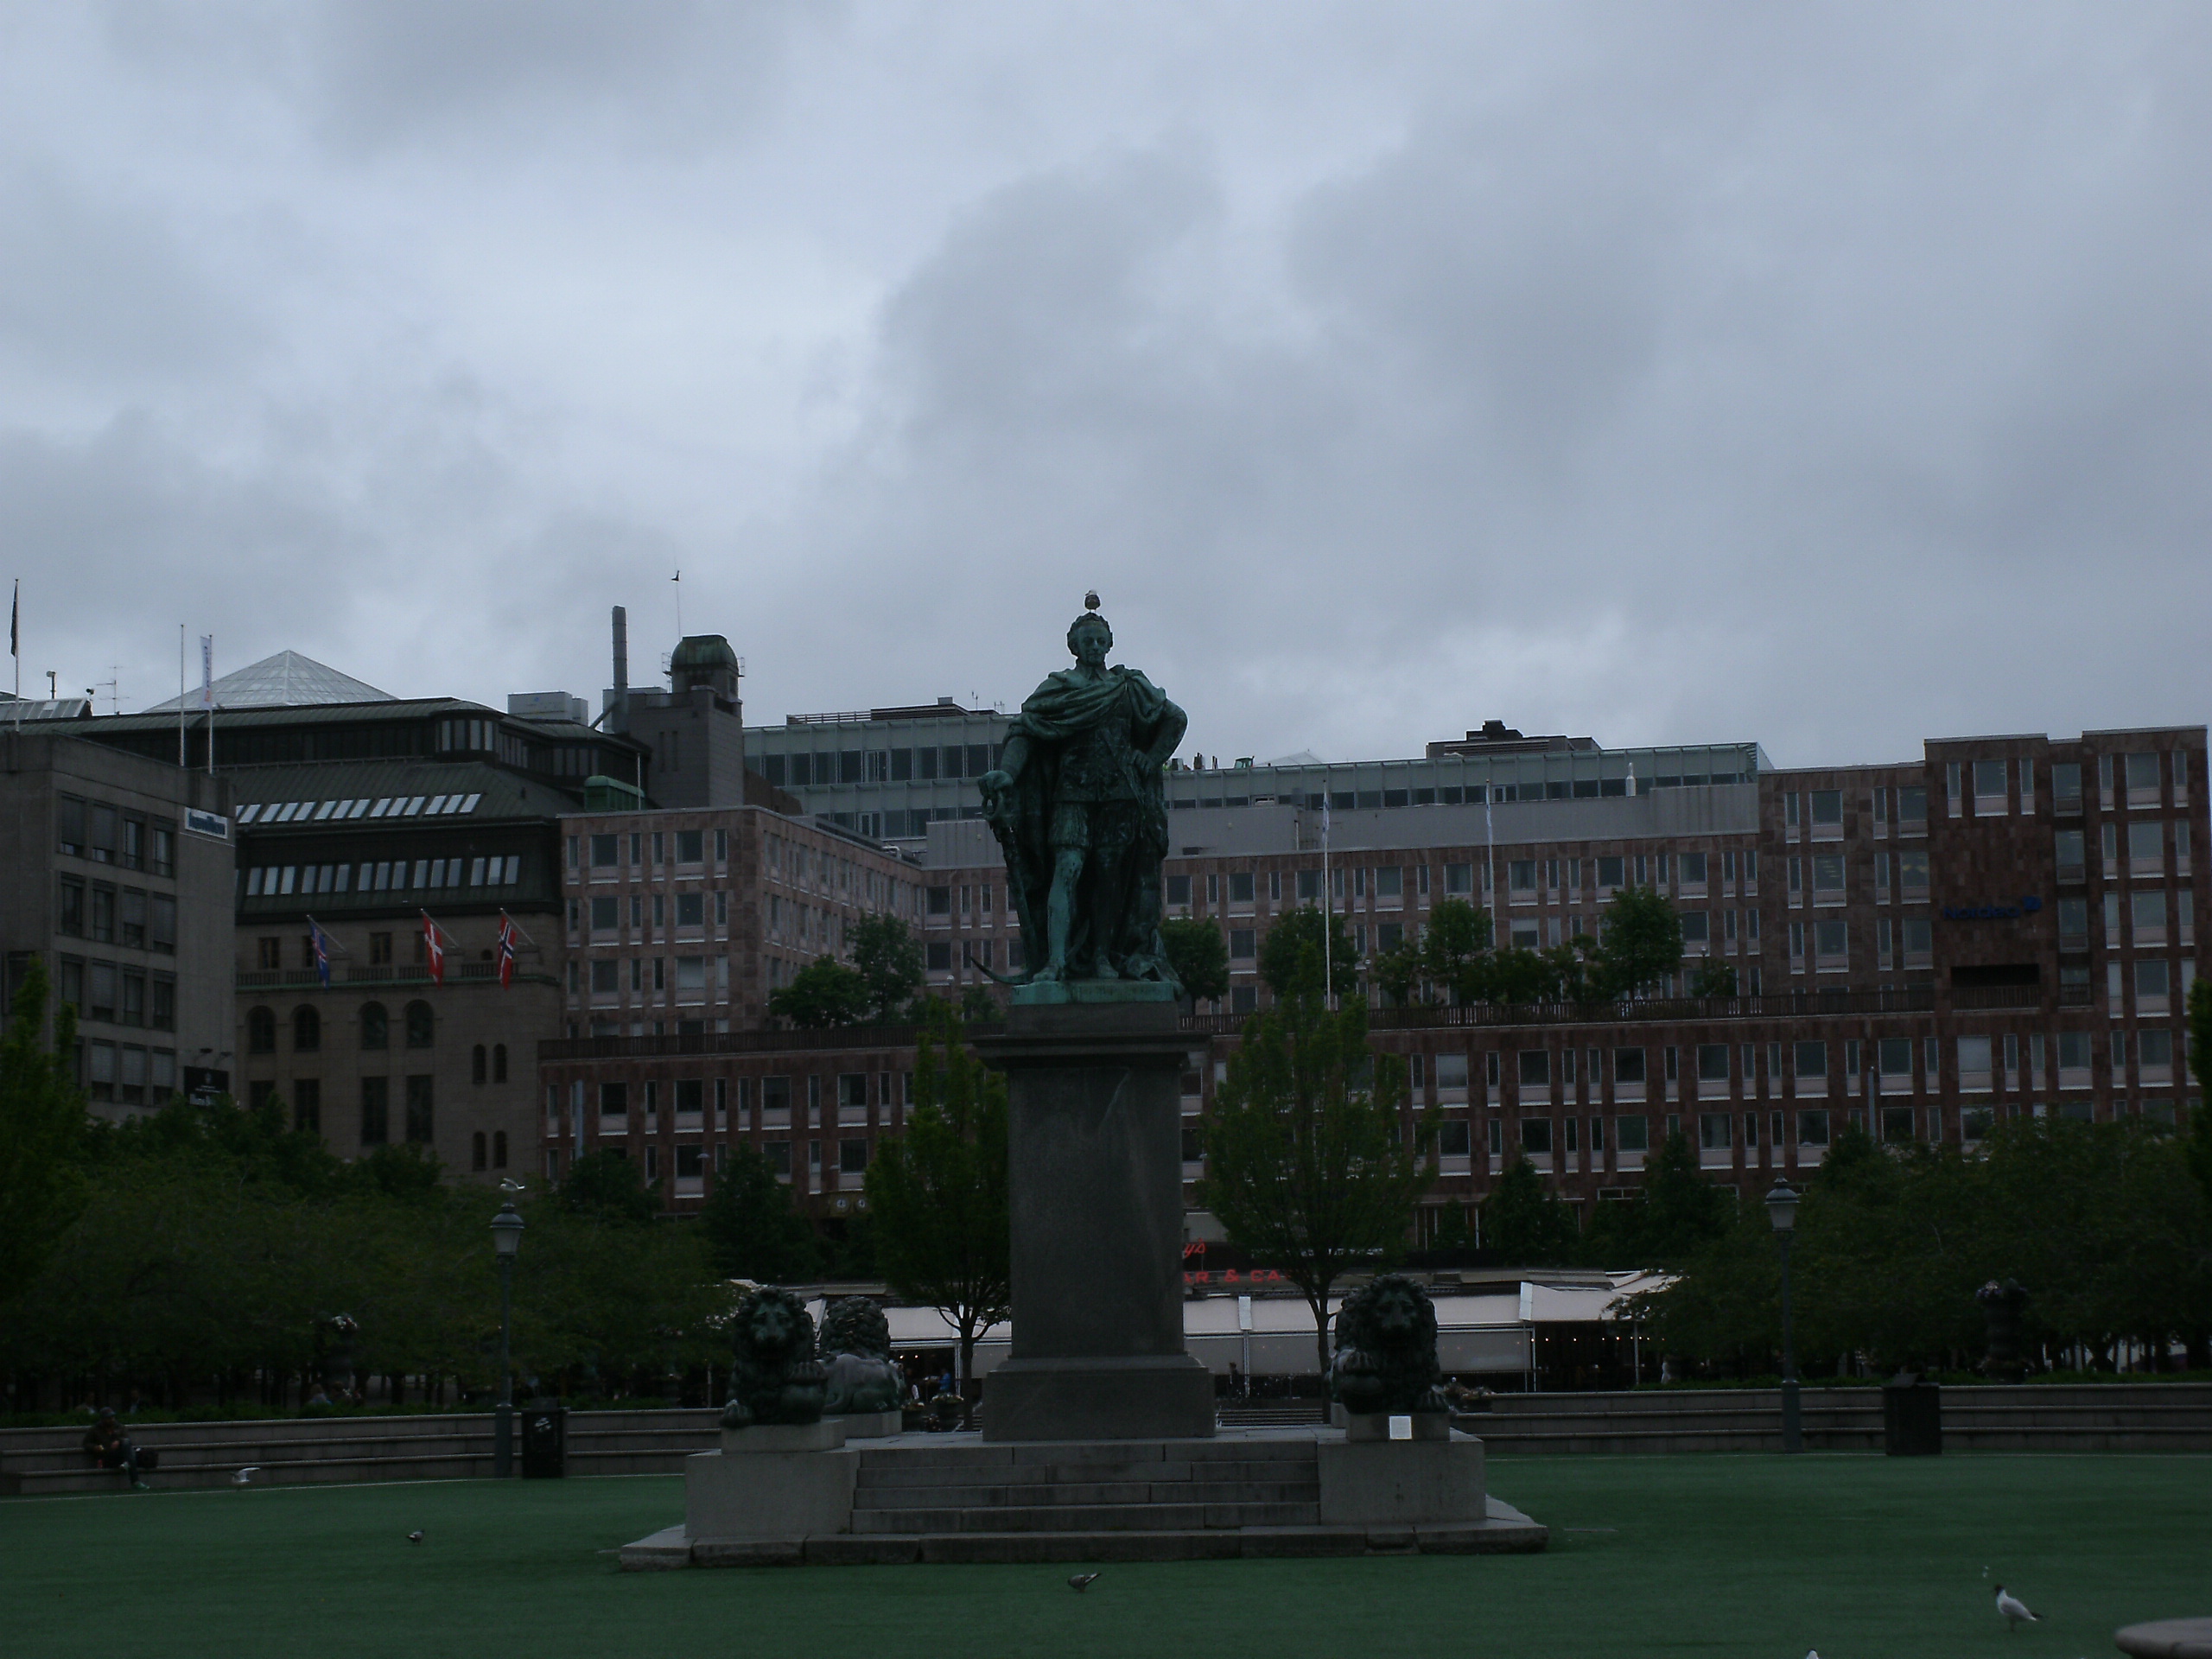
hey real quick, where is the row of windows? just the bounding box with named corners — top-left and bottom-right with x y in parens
top-left (558, 1071), bottom-right (906, 1120)
top-left (1459, 1030), bottom-right (2149, 1092)
top-left (573, 957), bottom-right (727, 995)
top-left (244, 855), bottom-right (522, 899)
top-left (83, 1039), bottom-right (175, 1103)
top-left (245, 1001), bottom-right (434, 1052)
top-left (571, 829), bottom-right (727, 868)
top-left (56, 960), bottom-right (175, 1029)
top-left (251, 1076), bottom-right (435, 1146)
top-left (578, 891), bottom-right (728, 931)
top-left (57, 880), bottom-right (177, 951)
top-left (57, 797), bottom-right (176, 875)
top-left (760, 746), bottom-right (1002, 789)
top-left (236, 792), bottom-right (483, 827)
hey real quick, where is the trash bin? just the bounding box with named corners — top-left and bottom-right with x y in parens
top-left (520, 1403), bottom-right (567, 1478)
top-left (1881, 1370), bottom-right (1941, 1456)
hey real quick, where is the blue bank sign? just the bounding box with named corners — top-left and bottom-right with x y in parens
top-left (1942, 896), bottom-right (2042, 921)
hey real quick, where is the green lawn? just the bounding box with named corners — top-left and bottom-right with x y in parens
top-left (3, 1456), bottom-right (2202, 1659)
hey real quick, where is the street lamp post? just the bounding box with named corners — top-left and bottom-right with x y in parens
top-left (491, 1202), bottom-right (525, 1477)
top-left (1764, 1179), bottom-right (1802, 1454)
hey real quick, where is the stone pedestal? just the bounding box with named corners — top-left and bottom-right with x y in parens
top-left (830, 1409), bottom-right (906, 1440)
top-left (686, 1443), bottom-right (856, 1545)
top-left (976, 995), bottom-right (1214, 1441)
top-left (1316, 1432), bottom-right (1486, 1526)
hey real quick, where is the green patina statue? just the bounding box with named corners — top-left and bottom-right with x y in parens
top-left (979, 595), bottom-right (1188, 994)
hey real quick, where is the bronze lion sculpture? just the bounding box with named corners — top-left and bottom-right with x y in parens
top-left (1330, 1273), bottom-right (1446, 1416)
top-left (721, 1287), bottom-right (828, 1429)
top-left (817, 1295), bottom-right (905, 1415)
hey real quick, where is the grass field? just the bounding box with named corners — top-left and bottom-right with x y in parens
top-left (4, 1455), bottom-right (2202, 1659)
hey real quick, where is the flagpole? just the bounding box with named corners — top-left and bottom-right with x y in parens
top-left (1321, 793), bottom-right (1333, 1012)
top-left (177, 626), bottom-right (186, 768)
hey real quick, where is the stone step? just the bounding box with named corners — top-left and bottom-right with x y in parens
top-left (855, 1479), bottom-right (1319, 1510)
top-left (851, 1500), bottom-right (1323, 1535)
top-left (854, 1455), bottom-right (1317, 1491)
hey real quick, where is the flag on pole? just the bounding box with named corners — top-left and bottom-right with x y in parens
top-left (308, 918), bottom-right (332, 987)
top-left (495, 912), bottom-right (518, 988)
top-left (421, 912), bottom-right (448, 985)
top-left (199, 635), bottom-right (213, 709)
top-left (10, 580), bottom-right (17, 661)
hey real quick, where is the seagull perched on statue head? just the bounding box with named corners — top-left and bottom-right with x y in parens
top-left (1995, 1585), bottom-right (2040, 1630)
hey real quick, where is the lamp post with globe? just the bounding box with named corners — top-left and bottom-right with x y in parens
top-left (491, 1202), bottom-right (525, 1477)
top-left (1764, 1179), bottom-right (1802, 1453)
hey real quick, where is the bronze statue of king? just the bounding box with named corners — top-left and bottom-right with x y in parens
top-left (978, 595), bottom-right (1187, 995)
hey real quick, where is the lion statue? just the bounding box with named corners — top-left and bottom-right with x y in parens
top-left (720, 1287), bottom-right (828, 1429)
top-left (817, 1295), bottom-right (906, 1415)
top-left (1329, 1273), bottom-right (1446, 1416)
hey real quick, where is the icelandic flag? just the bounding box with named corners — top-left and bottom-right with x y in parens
top-left (495, 912), bottom-right (517, 988)
top-left (422, 912), bottom-right (447, 985)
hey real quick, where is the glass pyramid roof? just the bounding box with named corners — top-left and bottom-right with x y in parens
top-left (140, 651), bottom-right (394, 712)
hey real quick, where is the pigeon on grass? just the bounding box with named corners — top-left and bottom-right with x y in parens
top-left (1995, 1586), bottom-right (2040, 1630)
top-left (1067, 1573), bottom-right (1100, 1592)
top-left (407, 1530), bottom-right (425, 1545)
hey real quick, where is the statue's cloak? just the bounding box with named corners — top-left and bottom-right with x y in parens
top-left (988, 665), bottom-right (1178, 982)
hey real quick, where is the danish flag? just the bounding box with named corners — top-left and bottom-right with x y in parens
top-left (421, 912), bottom-right (450, 985)
top-left (495, 912), bottom-right (518, 988)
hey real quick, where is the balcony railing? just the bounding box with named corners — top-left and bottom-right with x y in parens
top-left (237, 963), bottom-right (552, 989)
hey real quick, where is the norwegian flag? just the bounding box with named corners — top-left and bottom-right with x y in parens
top-left (421, 912), bottom-right (449, 985)
top-left (495, 912), bottom-right (518, 988)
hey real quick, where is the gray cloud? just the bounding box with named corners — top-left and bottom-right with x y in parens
top-left (3, 3), bottom-right (2207, 766)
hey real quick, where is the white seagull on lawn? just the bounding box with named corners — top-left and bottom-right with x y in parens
top-left (1995, 1585), bottom-right (2041, 1630)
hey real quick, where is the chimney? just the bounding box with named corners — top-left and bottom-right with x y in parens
top-left (603, 605), bottom-right (632, 732)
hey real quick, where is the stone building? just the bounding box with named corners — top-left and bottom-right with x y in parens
top-left (0, 721), bottom-right (236, 1112)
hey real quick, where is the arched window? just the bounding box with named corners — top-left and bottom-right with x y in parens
top-left (472, 1044), bottom-right (487, 1085)
top-left (404, 1001), bottom-right (434, 1049)
top-left (293, 1005), bottom-right (321, 1052)
top-left (493, 1044), bottom-right (508, 1084)
top-left (359, 1002), bottom-right (388, 1050)
top-left (471, 1131), bottom-right (487, 1171)
top-left (493, 1130), bottom-right (508, 1169)
top-left (246, 1007), bottom-right (276, 1054)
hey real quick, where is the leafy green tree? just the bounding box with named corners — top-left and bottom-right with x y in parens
top-left (866, 1007), bottom-right (1010, 1414)
top-left (1479, 1157), bottom-right (1580, 1264)
top-left (1687, 957), bottom-right (1738, 998)
top-left (1418, 896), bottom-right (1492, 1004)
top-left (559, 1148), bottom-right (659, 1224)
top-left (1370, 934), bottom-right (1427, 1008)
top-left (958, 983), bottom-right (1001, 1022)
top-left (1540, 938), bottom-right (1604, 1002)
top-left (698, 1141), bottom-right (819, 1281)
top-left (1635, 1126), bottom-right (1737, 1262)
top-left (769, 955), bottom-right (873, 1028)
top-left (1160, 916), bottom-right (1230, 1004)
top-left (1258, 906), bottom-right (1360, 1002)
top-left (1484, 945), bottom-right (1550, 1006)
top-left (1197, 982), bottom-right (1436, 1382)
top-left (848, 915), bottom-right (925, 1025)
top-left (0, 960), bottom-right (90, 1302)
top-left (1593, 885), bottom-right (1683, 998)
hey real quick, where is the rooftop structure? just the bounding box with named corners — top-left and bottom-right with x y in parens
top-left (140, 650), bottom-right (392, 713)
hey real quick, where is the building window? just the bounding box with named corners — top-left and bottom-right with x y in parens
top-left (360, 1077), bottom-right (390, 1146)
top-left (1518, 1050), bottom-right (1549, 1088)
top-left (292, 1005), bottom-right (320, 1052)
top-left (472, 1131), bottom-right (488, 1172)
top-left (1520, 1118), bottom-right (1552, 1155)
top-left (493, 1044), bottom-right (508, 1084)
top-left (1699, 1113), bottom-right (1732, 1151)
top-left (404, 1076), bottom-right (435, 1143)
top-left (404, 1001), bottom-right (435, 1048)
top-left (493, 1130), bottom-right (508, 1168)
top-left (247, 1006), bottom-right (276, 1053)
top-left (473, 1044), bottom-right (488, 1084)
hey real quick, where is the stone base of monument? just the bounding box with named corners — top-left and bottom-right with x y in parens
top-left (830, 1409), bottom-right (906, 1440)
top-left (619, 1427), bottom-right (1547, 1568)
top-left (982, 1355), bottom-right (1217, 1442)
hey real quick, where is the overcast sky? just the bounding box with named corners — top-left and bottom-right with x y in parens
top-left (3, 3), bottom-right (2208, 768)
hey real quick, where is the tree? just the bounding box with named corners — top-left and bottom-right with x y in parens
top-left (1160, 916), bottom-right (1230, 1004)
top-left (1258, 906), bottom-right (1361, 1003)
top-left (1593, 885), bottom-right (1683, 998)
top-left (699, 1142), bottom-right (819, 1281)
top-left (768, 955), bottom-right (872, 1028)
top-left (1197, 985), bottom-right (1437, 1384)
top-left (1484, 945), bottom-right (1550, 1006)
top-left (1370, 934), bottom-right (1427, 1008)
top-left (866, 1007), bottom-right (1010, 1418)
top-left (0, 959), bottom-right (89, 1303)
top-left (1480, 1157), bottom-right (1580, 1265)
top-left (848, 915), bottom-right (925, 1025)
top-left (1418, 896), bottom-right (1492, 1004)
top-left (559, 1148), bottom-right (659, 1224)
top-left (958, 983), bottom-right (1001, 1022)
top-left (2189, 976), bottom-right (2212, 1209)
top-left (1634, 1127), bottom-right (1737, 1262)
top-left (1687, 957), bottom-right (1738, 998)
